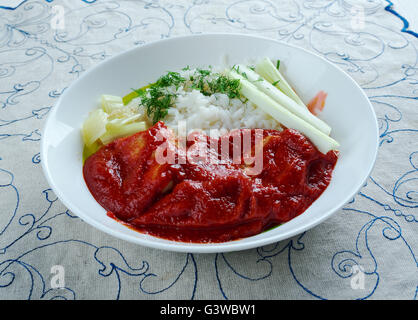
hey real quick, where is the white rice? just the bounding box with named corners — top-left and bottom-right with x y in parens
top-left (127, 67), bottom-right (281, 136)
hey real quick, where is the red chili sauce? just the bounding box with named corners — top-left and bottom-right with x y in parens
top-left (83, 122), bottom-right (338, 243)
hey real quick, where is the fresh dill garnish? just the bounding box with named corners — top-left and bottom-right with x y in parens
top-left (197, 68), bottom-right (211, 76)
top-left (155, 71), bottom-right (185, 88)
top-left (138, 71), bottom-right (185, 124)
top-left (133, 87), bottom-right (147, 97)
top-left (141, 87), bottom-right (176, 124)
top-left (276, 60), bottom-right (280, 70)
top-left (207, 75), bottom-right (241, 98)
top-left (272, 80), bottom-right (280, 86)
top-left (187, 68), bottom-right (241, 98)
top-left (138, 67), bottom-right (241, 123)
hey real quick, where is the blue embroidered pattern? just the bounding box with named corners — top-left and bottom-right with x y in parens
top-left (0, 0), bottom-right (416, 300)
top-left (384, 0), bottom-right (418, 38)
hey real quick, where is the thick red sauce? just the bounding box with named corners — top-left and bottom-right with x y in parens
top-left (83, 122), bottom-right (338, 243)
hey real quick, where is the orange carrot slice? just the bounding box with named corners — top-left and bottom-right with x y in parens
top-left (307, 91), bottom-right (327, 115)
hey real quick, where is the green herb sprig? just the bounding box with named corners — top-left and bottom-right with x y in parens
top-left (189, 68), bottom-right (241, 98)
top-left (138, 68), bottom-right (241, 124)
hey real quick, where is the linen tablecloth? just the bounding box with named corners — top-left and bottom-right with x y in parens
top-left (0, 0), bottom-right (417, 300)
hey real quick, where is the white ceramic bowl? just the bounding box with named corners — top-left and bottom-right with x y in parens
top-left (41, 34), bottom-right (379, 253)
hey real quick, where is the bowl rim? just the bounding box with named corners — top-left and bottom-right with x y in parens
top-left (41, 33), bottom-right (380, 253)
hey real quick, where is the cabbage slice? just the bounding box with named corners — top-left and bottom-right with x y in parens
top-left (82, 109), bottom-right (108, 147)
top-left (100, 121), bottom-right (147, 145)
top-left (101, 95), bottom-right (124, 113)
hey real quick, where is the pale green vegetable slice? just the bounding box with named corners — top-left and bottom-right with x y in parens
top-left (100, 121), bottom-right (147, 145)
top-left (115, 113), bottom-right (143, 125)
top-left (122, 90), bottom-right (140, 106)
top-left (101, 95), bottom-right (124, 113)
top-left (235, 64), bottom-right (331, 135)
top-left (228, 70), bottom-right (339, 153)
top-left (82, 109), bottom-right (108, 147)
top-left (255, 57), bottom-right (306, 109)
top-left (108, 104), bottom-right (144, 121)
top-left (122, 84), bottom-right (152, 105)
top-left (83, 140), bottom-right (102, 162)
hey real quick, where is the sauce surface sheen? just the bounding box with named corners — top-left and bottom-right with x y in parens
top-left (83, 122), bottom-right (338, 243)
